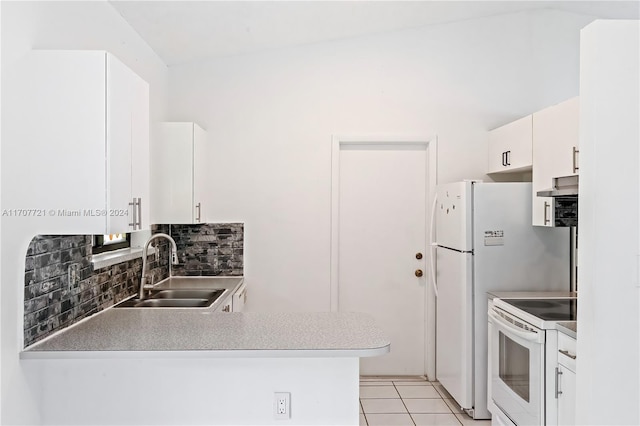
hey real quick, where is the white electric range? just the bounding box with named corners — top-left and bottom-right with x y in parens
top-left (488, 295), bottom-right (577, 425)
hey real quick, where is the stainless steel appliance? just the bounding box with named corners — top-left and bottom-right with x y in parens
top-left (431, 181), bottom-right (570, 419)
top-left (488, 297), bottom-right (577, 425)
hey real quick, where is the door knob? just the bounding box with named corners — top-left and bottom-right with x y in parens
top-left (415, 269), bottom-right (423, 277)
top-left (416, 253), bottom-right (423, 260)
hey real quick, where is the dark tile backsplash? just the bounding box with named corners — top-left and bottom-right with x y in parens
top-left (23, 235), bottom-right (169, 347)
top-left (554, 197), bottom-right (578, 227)
top-left (152, 223), bottom-right (244, 276)
top-left (23, 223), bottom-right (243, 347)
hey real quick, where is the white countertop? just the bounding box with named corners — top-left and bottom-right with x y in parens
top-left (21, 311), bottom-right (390, 359)
top-left (556, 321), bottom-right (577, 339)
top-left (21, 275), bottom-right (389, 359)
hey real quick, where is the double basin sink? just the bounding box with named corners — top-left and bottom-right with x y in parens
top-left (115, 289), bottom-right (226, 308)
top-left (114, 277), bottom-right (240, 309)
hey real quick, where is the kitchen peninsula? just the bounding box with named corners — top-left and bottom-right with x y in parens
top-left (21, 309), bottom-right (388, 425)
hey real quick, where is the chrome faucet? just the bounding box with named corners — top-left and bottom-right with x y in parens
top-left (139, 233), bottom-right (179, 299)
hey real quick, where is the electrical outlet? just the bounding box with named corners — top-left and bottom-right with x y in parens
top-left (68, 263), bottom-right (80, 291)
top-left (274, 392), bottom-right (290, 420)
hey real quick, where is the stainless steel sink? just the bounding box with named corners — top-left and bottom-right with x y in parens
top-left (114, 288), bottom-right (226, 309)
top-left (150, 289), bottom-right (223, 300)
top-left (131, 299), bottom-right (211, 308)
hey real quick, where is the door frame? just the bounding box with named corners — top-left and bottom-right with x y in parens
top-left (330, 134), bottom-right (438, 378)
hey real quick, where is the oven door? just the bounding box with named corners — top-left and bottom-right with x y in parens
top-left (489, 308), bottom-right (545, 426)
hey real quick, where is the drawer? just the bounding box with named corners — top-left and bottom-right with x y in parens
top-left (557, 332), bottom-right (577, 371)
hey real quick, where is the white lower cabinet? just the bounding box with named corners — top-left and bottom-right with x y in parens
top-left (232, 283), bottom-right (246, 312)
top-left (217, 294), bottom-right (233, 313)
top-left (557, 364), bottom-right (576, 426)
top-left (555, 332), bottom-right (577, 425)
top-left (4, 50), bottom-right (149, 234)
top-left (216, 283), bottom-right (246, 313)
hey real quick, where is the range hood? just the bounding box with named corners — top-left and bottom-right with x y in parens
top-left (537, 175), bottom-right (578, 227)
top-left (537, 175), bottom-right (579, 197)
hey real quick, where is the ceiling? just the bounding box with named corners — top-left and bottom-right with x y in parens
top-left (109, 1), bottom-right (640, 66)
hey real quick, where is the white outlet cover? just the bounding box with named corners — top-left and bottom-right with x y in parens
top-left (274, 392), bottom-right (290, 420)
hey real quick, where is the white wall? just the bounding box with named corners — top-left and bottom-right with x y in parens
top-left (577, 20), bottom-right (640, 425)
top-left (167, 9), bottom-right (594, 314)
top-left (1, 2), bottom-right (169, 423)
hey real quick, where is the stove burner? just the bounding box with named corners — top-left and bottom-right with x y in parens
top-left (541, 312), bottom-right (571, 320)
top-left (502, 298), bottom-right (577, 322)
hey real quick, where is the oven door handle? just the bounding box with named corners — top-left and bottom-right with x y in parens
top-left (489, 310), bottom-right (543, 343)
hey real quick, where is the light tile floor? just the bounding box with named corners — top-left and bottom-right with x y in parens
top-left (359, 376), bottom-right (492, 426)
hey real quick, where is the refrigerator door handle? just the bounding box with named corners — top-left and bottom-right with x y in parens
top-left (429, 194), bottom-right (439, 297)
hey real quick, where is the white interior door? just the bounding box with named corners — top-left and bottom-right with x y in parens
top-left (337, 143), bottom-right (427, 375)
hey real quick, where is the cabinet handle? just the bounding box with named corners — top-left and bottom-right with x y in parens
top-left (501, 152), bottom-right (507, 167)
top-left (572, 146), bottom-right (579, 173)
top-left (544, 201), bottom-right (551, 225)
top-left (136, 198), bottom-right (142, 230)
top-left (555, 367), bottom-right (563, 398)
top-left (505, 150), bottom-right (511, 166)
top-left (196, 202), bottom-right (201, 223)
top-left (559, 349), bottom-right (577, 360)
top-left (129, 198), bottom-right (137, 228)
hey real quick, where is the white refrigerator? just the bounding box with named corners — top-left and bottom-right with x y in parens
top-left (433, 181), bottom-right (569, 419)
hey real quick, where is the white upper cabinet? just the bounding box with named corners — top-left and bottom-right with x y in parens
top-left (487, 115), bottom-right (533, 174)
top-left (106, 54), bottom-right (150, 233)
top-left (152, 122), bottom-right (208, 224)
top-left (4, 50), bottom-right (149, 234)
top-left (532, 97), bottom-right (579, 227)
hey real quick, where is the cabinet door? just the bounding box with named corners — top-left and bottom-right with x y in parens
top-left (106, 54), bottom-right (135, 233)
top-left (531, 97), bottom-right (579, 227)
top-left (130, 72), bottom-right (150, 231)
top-left (532, 197), bottom-right (554, 227)
top-left (193, 124), bottom-right (207, 223)
top-left (488, 115), bottom-right (533, 173)
top-left (557, 364), bottom-right (576, 426)
top-left (535, 98), bottom-right (580, 179)
top-left (487, 129), bottom-right (509, 173)
top-left (152, 123), bottom-right (194, 224)
top-left (5, 50), bottom-right (107, 234)
top-left (217, 295), bottom-right (232, 313)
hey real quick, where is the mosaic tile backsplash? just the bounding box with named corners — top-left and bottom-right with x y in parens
top-left (152, 223), bottom-right (244, 276)
top-left (23, 235), bottom-right (169, 347)
top-left (23, 223), bottom-right (243, 347)
top-left (554, 197), bottom-right (578, 227)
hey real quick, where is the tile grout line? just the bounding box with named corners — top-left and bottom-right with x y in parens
top-left (393, 381), bottom-right (416, 426)
top-left (360, 377), bottom-right (469, 425)
top-left (359, 400), bottom-right (368, 426)
top-left (398, 379), bottom-right (464, 426)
